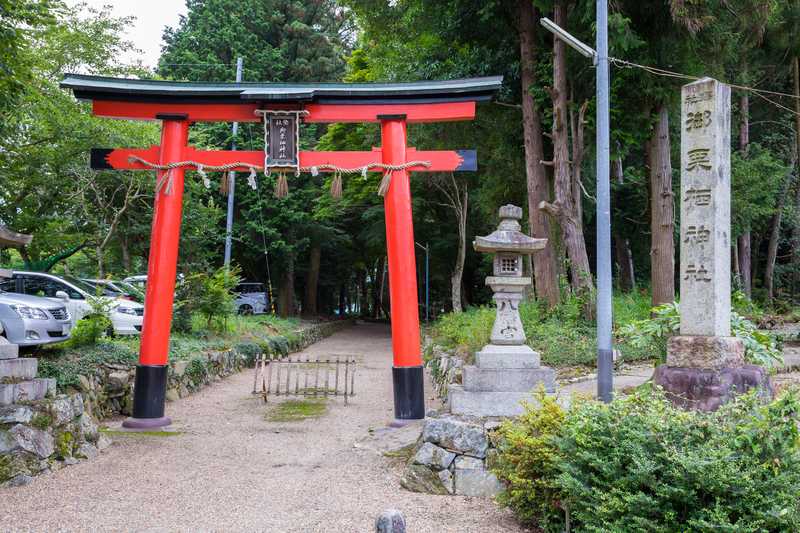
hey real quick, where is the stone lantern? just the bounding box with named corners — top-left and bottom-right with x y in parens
top-left (449, 204), bottom-right (556, 417)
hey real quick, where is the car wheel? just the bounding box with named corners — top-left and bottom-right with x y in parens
top-left (238, 304), bottom-right (254, 316)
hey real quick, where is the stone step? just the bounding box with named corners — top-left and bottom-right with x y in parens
top-left (0, 378), bottom-right (55, 406)
top-left (475, 345), bottom-right (541, 369)
top-left (462, 365), bottom-right (555, 392)
top-left (0, 342), bottom-right (19, 360)
top-left (0, 357), bottom-right (38, 379)
top-left (449, 384), bottom-right (555, 417)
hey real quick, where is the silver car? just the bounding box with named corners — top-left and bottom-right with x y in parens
top-left (0, 291), bottom-right (72, 346)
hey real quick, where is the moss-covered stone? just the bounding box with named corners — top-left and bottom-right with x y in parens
top-left (54, 430), bottom-right (75, 459)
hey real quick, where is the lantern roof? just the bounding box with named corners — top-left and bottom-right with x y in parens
top-left (61, 74), bottom-right (503, 104)
top-left (474, 205), bottom-right (547, 254)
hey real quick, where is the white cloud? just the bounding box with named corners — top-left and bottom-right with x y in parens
top-left (64, 0), bottom-right (188, 69)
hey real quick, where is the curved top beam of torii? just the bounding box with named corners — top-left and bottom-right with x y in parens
top-left (61, 73), bottom-right (501, 425)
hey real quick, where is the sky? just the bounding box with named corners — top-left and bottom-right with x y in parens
top-left (64, 0), bottom-right (188, 69)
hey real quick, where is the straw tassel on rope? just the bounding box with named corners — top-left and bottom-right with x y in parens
top-left (330, 171), bottom-right (343, 199)
top-left (219, 171), bottom-right (230, 195)
top-left (377, 171), bottom-right (392, 197)
top-left (274, 172), bottom-right (289, 198)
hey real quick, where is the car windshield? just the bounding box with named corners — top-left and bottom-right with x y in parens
top-left (61, 275), bottom-right (101, 295)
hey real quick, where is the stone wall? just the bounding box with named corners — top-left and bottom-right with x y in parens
top-left (77, 319), bottom-right (354, 420)
top-left (400, 411), bottom-right (503, 497)
top-left (0, 393), bottom-right (109, 486)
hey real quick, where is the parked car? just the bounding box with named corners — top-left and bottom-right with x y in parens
top-left (235, 282), bottom-right (269, 315)
top-left (0, 290), bottom-right (72, 346)
top-left (0, 271), bottom-right (144, 335)
top-left (122, 274), bottom-right (148, 290)
top-left (82, 279), bottom-right (145, 303)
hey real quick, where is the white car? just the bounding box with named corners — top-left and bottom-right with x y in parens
top-left (0, 271), bottom-right (144, 335)
top-left (235, 282), bottom-right (269, 314)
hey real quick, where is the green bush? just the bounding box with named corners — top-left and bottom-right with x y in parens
top-left (234, 341), bottom-right (262, 366)
top-left (68, 314), bottom-right (112, 347)
top-left (493, 390), bottom-right (566, 529)
top-left (494, 389), bottom-right (800, 532)
top-left (173, 266), bottom-right (241, 333)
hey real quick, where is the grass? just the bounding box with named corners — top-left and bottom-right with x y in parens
top-left (265, 399), bottom-right (328, 422)
top-left (429, 290), bottom-right (659, 368)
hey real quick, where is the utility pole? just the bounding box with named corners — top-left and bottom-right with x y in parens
top-left (541, 2), bottom-right (613, 403)
top-left (595, 1), bottom-right (613, 402)
top-left (223, 57), bottom-right (243, 268)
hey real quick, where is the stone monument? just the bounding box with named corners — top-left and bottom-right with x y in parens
top-left (654, 77), bottom-right (771, 410)
top-left (449, 204), bottom-right (555, 417)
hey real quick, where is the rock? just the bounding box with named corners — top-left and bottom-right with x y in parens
top-left (400, 463), bottom-right (450, 495)
top-left (4, 474), bottom-right (33, 487)
top-left (106, 371), bottom-right (129, 392)
top-left (438, 468), bottom-right (454, 494)
top-left (666, 335), bottom-right (744, 370)
top-left (44, 378), bottom-right (56, 398)
top-left (49, 396), bottom-right (74, 425)
top-left (454, 455), bottom-right (483, 470)
top-left (77, 413), bottom-right (99, 442)
top-left (172, 360), bottom-right (188, 377)
top-left (454, 458), bottom-right (504, 498)
top-left (71, 393), bottom-right (84, 416)
top-left (96, 434), bottom-right (112, 451)
top-left (0, 405), bottom-right (33, 424)
top-left (9, 424), bottom-right (55, 458)
top-left (165, 388), bottom-right (179, 402)
top-left (422, 416), bottom-right (488, 458)
top-left (62, 457), bottom-right (78, 466)
top-left (75, 443), bottom-right (98, 460)
top-left (412, 442), bottom-right (456, 471)
top-left (375, 509), bottom-right (406, 533)
top-left (0, 429), bottom-right (16, 453)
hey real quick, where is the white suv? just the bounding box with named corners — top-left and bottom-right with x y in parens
top-left (0, 271), bottom-right (144, 335)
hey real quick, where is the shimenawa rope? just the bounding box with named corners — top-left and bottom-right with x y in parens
top-left (128, 155), bottom-right (431, 197)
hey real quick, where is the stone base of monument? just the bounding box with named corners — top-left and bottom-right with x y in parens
top-left (654, 334), bottom-right (773, 411)
top-left (448, 345), bottom-right (555, 417)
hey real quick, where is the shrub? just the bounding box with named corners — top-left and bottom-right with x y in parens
top-left (173, 266), bottom-right (241, 333)
top-left (493, 390), bottom-right (566, 529)
top-left (493, 389), bottom-right (800, 532)
top-left (68, 314), bottom-right (112, 347)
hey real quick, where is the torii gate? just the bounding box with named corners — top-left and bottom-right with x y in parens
top-left (61, 74), bottom-right (501, 428)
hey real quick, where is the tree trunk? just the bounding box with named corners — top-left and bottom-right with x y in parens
top-left (737, 93), bottom-right (752, 297)
top-left (650, 105), bottom-right (675, 306)
top-left (793, 56), bottom-right (800, 301)
top-left (358, 268), bottom-right (368, 317)
top-left (540, 0), bottom-right (593, 302)
top-left (303, 243), bottom-right (321, 317)
top-left (612, 155), bottom-right (635, 291)
top-left (120, 232), bottom-right (131, 273)
top-left (517, 0), bottom-right (559, 307)
top-left (278, 254), bottom-right (295, 318)
top-left (737, 234), bottom-right (751, 296)
top-left (372, 258), bottom-right (382, 319)
top-left (96, 244), bottom-right (105, 279)
top-left (451, 187), bottom-right (467, 313)
top-left (379, 256), bottom-right (389, 318)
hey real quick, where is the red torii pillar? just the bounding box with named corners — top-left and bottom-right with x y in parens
top-left (61, 73), bottom-right (500, 427)
top-left (381, 117), bottom-right (423, 418)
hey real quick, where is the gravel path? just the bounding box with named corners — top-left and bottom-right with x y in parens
top-left (1, 322), bottom-right (524, 532)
